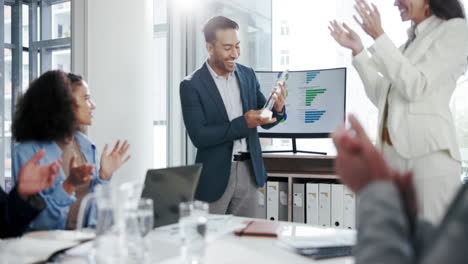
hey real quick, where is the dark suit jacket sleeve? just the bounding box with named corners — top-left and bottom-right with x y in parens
top-left (411, 219), bottom-right (436, 260)
top-left (0, 186), bottom-right (45, 238)
top-left (355, 181), bottom-right (415, 264)
top-left (252, 68), bottom-right (285, 130)
top-left (180, 79), bottom-right (251, 149)
top-left (416, 184), bottom-right (468, 264)
top-left (356, 180), bottom-right (468, 264)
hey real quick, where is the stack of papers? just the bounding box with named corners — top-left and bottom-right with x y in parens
top-left (277, 226), bottom-right (356, 259)
top-left (0, 230), bottom-right (95, 264)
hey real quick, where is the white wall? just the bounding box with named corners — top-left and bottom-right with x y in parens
top-left (167, 1), bottom-right (188, 167)
top-left (73, 0), bottom-right (154, 188)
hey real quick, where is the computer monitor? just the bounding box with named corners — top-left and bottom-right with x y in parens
top-left (257, 68), bottom-right (346, 138)
top-left (141, 164), bottom-right (202, 228)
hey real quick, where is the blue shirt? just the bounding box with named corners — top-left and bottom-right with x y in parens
top-left (12, 131), bottom-right (107, 230)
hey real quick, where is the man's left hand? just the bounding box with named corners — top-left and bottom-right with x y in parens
top-left (273, 81), bottom-right (287, 113)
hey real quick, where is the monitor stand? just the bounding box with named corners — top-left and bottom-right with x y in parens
top-left (262, 138), bottom-right (327, 155)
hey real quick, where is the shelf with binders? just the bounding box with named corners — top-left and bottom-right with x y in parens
top-left (259, 154), bottom-right (357, 229)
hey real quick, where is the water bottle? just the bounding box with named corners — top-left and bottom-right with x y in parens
top-left (260, 69), bottom-right (289, 119)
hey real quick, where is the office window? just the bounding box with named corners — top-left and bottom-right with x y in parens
top-left (153, 0), bottom-right (168, 168)
top-left (280, 49), bottom-right (289, 66)
top-left (4, 5), bottom-right (11, 43)
top-left (51, 2), bottom-right (70, 39)
top-left (0, 0), bottom-right (71, 188)
top-left (3, 48), bottom-right (13, 190)
top-left (280, 20), bottom-right (289, 36)
top-left (22, 4), bottom-right (28, 48)
top-left (22, 51), bottom-right (28, 90)
top-left (51, 48), bottom-right (70, 72)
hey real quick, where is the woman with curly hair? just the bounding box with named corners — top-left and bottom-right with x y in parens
top-left (12, 70), bottom-right (131, 230)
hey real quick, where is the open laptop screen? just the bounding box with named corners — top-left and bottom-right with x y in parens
top-left (141, 164), bottom-right (202, 228)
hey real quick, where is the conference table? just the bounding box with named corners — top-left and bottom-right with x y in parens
top-left (0, 216), bottom-right (355, 263)
top-left (150, 216), bottom-right (355, 264)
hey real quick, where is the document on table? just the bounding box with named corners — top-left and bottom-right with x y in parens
top-left (0, 230), bottom-right (95, 263)
top-left (278, 225), bottom-right (356, 248)
top-left (277, 226), bottom-right (357, 259)
top-left (276, 225), bottom-right (356, 259)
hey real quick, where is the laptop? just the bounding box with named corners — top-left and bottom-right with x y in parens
top-left (140, 164), bottom-right (202, 228)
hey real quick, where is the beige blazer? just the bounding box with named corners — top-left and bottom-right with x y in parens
top-left (353, 16), bottom-right (468, 161)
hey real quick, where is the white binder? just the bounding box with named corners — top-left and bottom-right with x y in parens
top-left (292, 183), bottom-right (305, 223)
top-left (257, 186), bottom-right (267, 219)
top-left (266, 181), bottom-right (279, 221)
top-left (331, 184), bottom-right (344, 228)
top-left (343, 185), bottom-right (356, 229)
top-left (306, 183), bottom-right (319, 225)
top-left (278, 182), bottom-right (288, 221)
top-left (318, 183), bottom-right (331, 227)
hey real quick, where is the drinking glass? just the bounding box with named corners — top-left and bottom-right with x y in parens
top-left (138, 198), bottom-right (154, 237)
top-left (179, 201), bottom-right (209, 264)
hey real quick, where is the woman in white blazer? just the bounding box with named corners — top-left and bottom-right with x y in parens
top-left (330, 0), bottom-right (468, 223)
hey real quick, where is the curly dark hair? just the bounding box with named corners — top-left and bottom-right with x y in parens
top-left (430, 0), bottom-right (465, 19)
top-left (12, 70), bottom-right (78, 142)
top-left (67, 72), bottom-right (84, 86)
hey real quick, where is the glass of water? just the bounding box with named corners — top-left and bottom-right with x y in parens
top-left (138, 198), bottom-right (154, 237)
top-left (179, 201), bottom-right (209, 264)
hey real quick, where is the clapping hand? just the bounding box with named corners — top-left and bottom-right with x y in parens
top-left (353, 0), bottom-right (385, 39)
top-left (17, 149), bottom-right (61, 200)
top-left (64, 156), bottom-right (94, 192)
top-left (99, 140), bottom-right (131, 180)
top-left (329, 20), bottom-right (364, 56)
top-left (333, 115), bottom-right (419, 222)
top-left (332, 114), bottom-right (393, 193)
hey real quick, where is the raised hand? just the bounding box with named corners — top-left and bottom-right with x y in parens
top-left (244, 110), bottom-right (277, 128)
top-left (329, 20), bottom-right (364, 56)
top-left (17, 149), bottom-right (61, 200)
top-left (63, 156), bottom-right (94, 194)
top-left (99, 140), bottom-right (131, 180)
top-left (353, 0), bottom-right (384, 39)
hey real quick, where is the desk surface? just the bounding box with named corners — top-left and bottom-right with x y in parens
top-left (1, 216), bottom-right (355, 264)
top-left (149, 216), bottom-right (355, 264)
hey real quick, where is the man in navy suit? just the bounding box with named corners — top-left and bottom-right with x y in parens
top-left (180, 16), bottom-right (286, 217)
